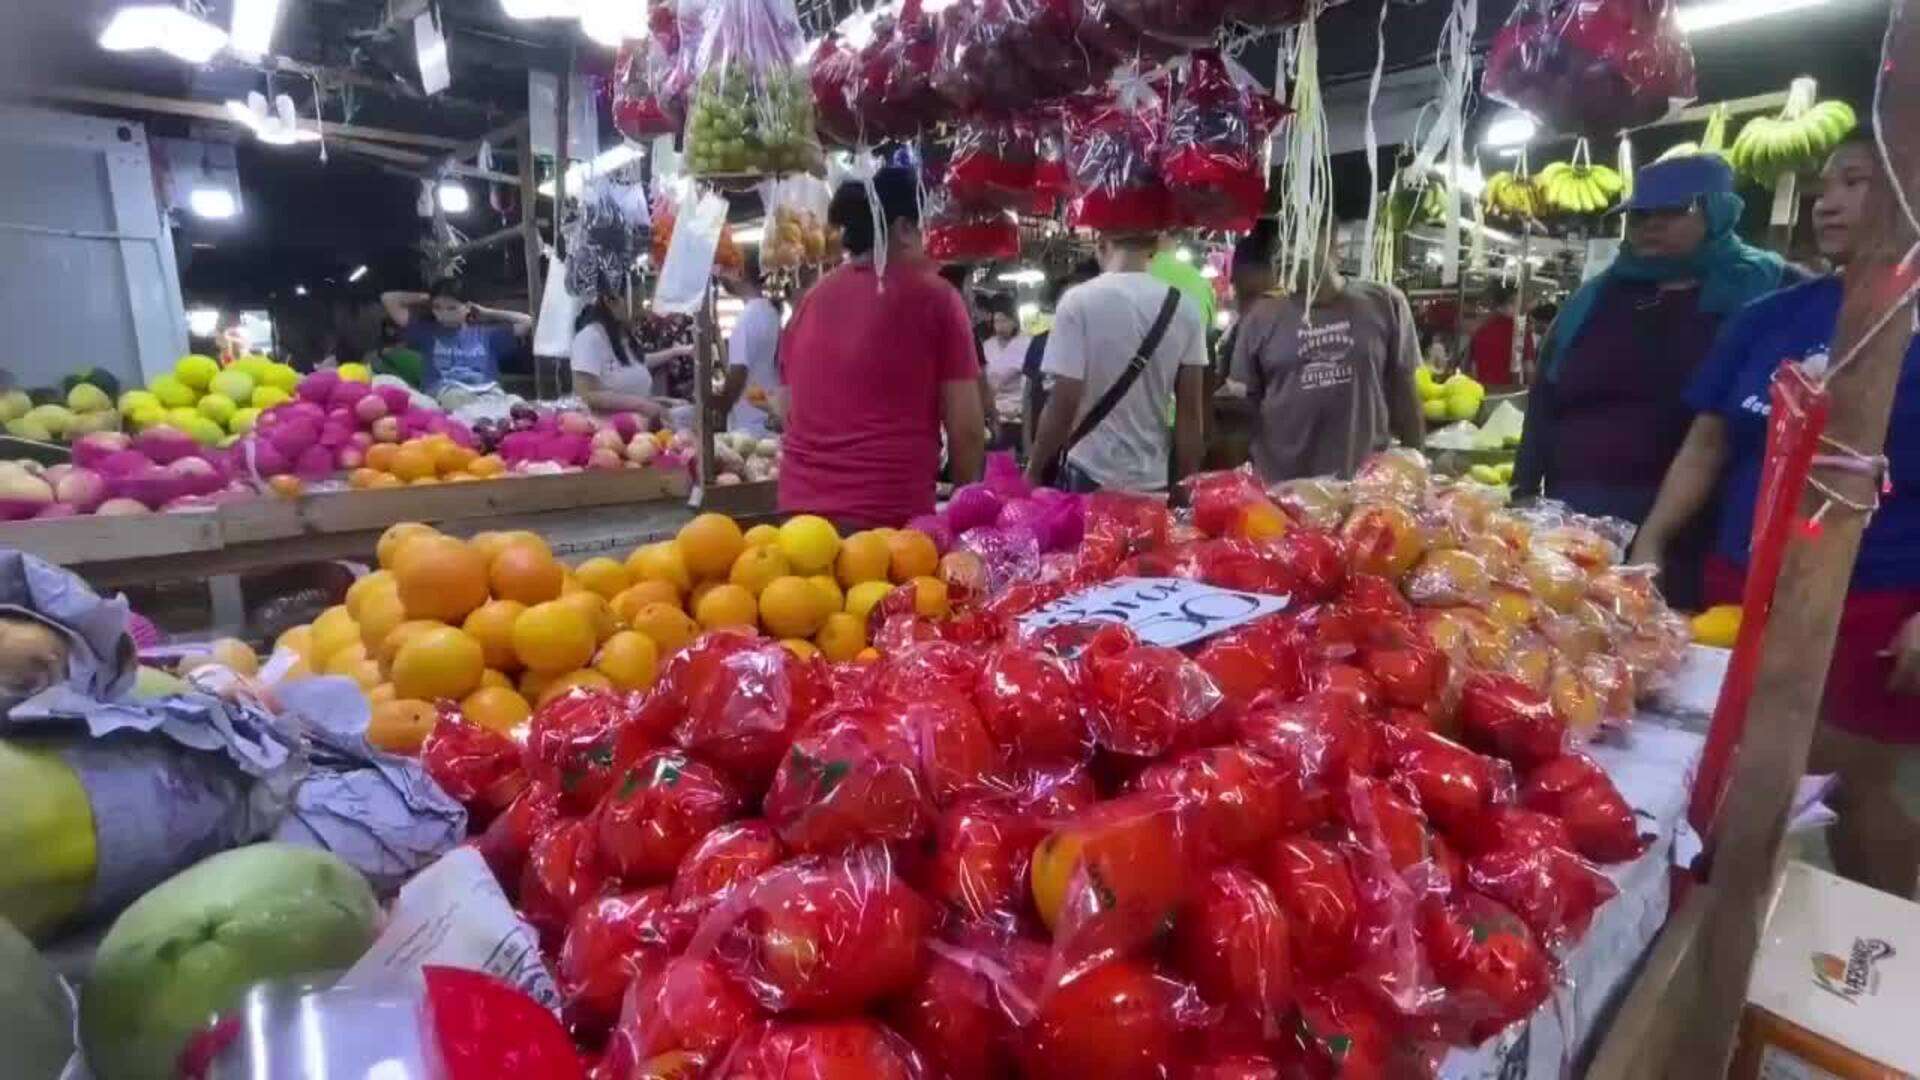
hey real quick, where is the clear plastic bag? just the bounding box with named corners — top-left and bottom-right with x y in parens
top-left (1060, 71), bottom-right (1174, 234)
top-left (1133, 745), bottom-right (1289, 866)
top-left (1483, 0), bottom-right (1696, 137)
top-left (1170, 867), bottom-right (1294, 1039)
top-left (1519, 753), bottom-right (1646, 863)
top-left (932, 0), bottom-right (1048, 114)
top-left (921, 799), bottom-right (1048, 930)
top-left (682, 0), bottom-right (821, 176)
top-left (921, 185), bottom-right (1022, 262)
top-left (1031, 792), bottom-right (1194, 985)
top-left (720, 1018), bottom-right (927, 1078)
top-left (612, 4), bottom-right (692, 140)
top-left (853, 0), bottom-right (945, 139)
top-left (1080, 624), bottom-right (1224, 757)
top-left (762, 706), bottom-right (933, 853)
top-left (595, 748), bottom-right (746, 885)
top-left (947, 119), bottom-right (1040, 212)
top-left (808, 32), bottom-right (862, 146)
top-left (557, 888), bottom-right (691, 1038)
top-left (1458, 671), bottom-right (1568, 768)
top-left (1105, 0), bottom-right (1229, 48)
top-left (669, 818), bottom-right (786, 905)
top-left (1163, 51), bottom-right (1284, 232)
top-left (759, 174), bottom-right (831, 270)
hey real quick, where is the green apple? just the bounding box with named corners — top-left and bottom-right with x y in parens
top-left (150, 375), bottom-right (195, 409)
top-left (79, 844), bottom-right (378, 1080)
top-left (0, 389), bottom-right (30, 422)
top-left (68, 382), bottom-right (112, 414)
top-left (0, 738), bottom-right (96, 941)
top-left (208, 369), bottom-right (255, 405)
top-left (174, 354), bottom-right (219, 392)
top-left (197, 393), bottom-right (237, 427)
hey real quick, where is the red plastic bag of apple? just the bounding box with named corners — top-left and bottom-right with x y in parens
top-left (1466, 843), bottom-right (1617, 950)
top-left (1520, 754), bottom-right (1645, 863)
top-left (1359, 628), bottom-right (1451, 714)
top-left (478, 783), bottom-right (564, 892)
top-left (1459, 805), bottom-right (1573, 859)
top-left (716, 1019), bottom-right (927, 1079)
top-left (1341, 780), bottom-right (1444, 1016)
top-left (850, 0), bottom-right (941, 139)
top-left (670, 819), bottom-right (787, 906)
top-left (671, 637), bottom-right (808, 785)
top-left (520, 819), bottom-right (614, 949)
top-left (1458, 672), bottom-right (1567, 768)
top-left (1014, 959), bottom-right (1193, 1079)
top-left (692, 849), bottom-right (932, 1013)
top-left (1083, 488), bottom-right (1173, 553)
top-left (1231, 696), bottom-right (1346, 832)
top-left (424, 966), bottom-right (586, 1080)
top-left (610, 5), bottom-right (688, 140)
top-left (973, 643), bottom-right (1093, 768)
top-left (1416, 892), bottom-right (1553, 1043)
top-left (1260, 835), bottom-right (1358, 980)
top-left (930, 0), bottom-right (1045, 114)
top-left (599, 956), bottom-right (760, 1076)
top-left (899, 692), bottom-right (1008, 806)
top-left (560, 889), bottom-right (696, 1038)
top-left (1271, 526), bottom-right (1348, 603)
top-left (1032, 793), bottom-right (1192, 983)
top-left (1181, 537), bottom-right (1299, 595)
top-left (1184, 466), bottom-right (1271, 538)
top-left (422, 713), bottom-right (529, 826)
top-left (524, 689), bottom-right (638, 815)
top-left (1081, 627), bottom-right (1224, 757)
top-left (1134, 746), bottom-right (1289, 864)
top-left (946, 118), bottom-right (1040, 211)
top-left (1001, 0), bottom-right (1100, 101)
top-left (921, 799), bottom-right (1048, 929)
top-left (1172, 867), bottom-right (1294, 1037)
top-left (808, 33), bottom-right (861, 145)
top-left (596, 749), bottom-right (747, 885)
top-left (1379, 724), bottom-right (1509, 833)
top-left (887, 944), bottom-right (1020, 1079)
top-left (1164, 51), bottom-right (1273, 231)
top-left (764, 706), bottom-right (931, 854)
top-left (873, 638), bottom-right (985, 703)
top-left (1060, 73), bottom-right (1175, 234)
top-left (921, 183), bottom-right (1022, 262)
top-left (1284, 981), bottom-right (1395, 1077)
top-left (1194, 618), bottom-right (1306, 705)
top-left (1483, 0), bottom-right (1695, 139)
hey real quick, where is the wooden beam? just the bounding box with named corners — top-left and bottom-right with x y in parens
top-left (40, 85), bottom-right (466, 150)
top-left (1632, 90), bottom-right (1791, 133)
top-left (427, 116), bottom-right (532, 177)
top-left (1681, 11), bottom-right (1920, 1074)
top-left (260, 55), bottom-right (503, 117)
top-left (446, 221), bottom-right (536, 258)
top-left (1586, 885), bottom-right (1714, 1079)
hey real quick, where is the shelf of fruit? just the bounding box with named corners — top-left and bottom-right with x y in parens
top-left (236, 447), bottom-right (1698, 1077)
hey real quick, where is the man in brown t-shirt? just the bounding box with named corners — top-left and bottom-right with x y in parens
top-left (1229, 225), bottom-right (1426, 482)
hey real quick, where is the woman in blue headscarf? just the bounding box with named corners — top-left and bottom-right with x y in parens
top-left (1512, 155), bottom-right (1801, 607)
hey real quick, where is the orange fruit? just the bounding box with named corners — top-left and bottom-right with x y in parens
top-left (835, 530), bottom-right (892, 587)
top-left (348, 467), bottom-right (383, 489)
top-left (209, 638), bottom-right (258, 676)
top-left (626, 542), bottom-right (692, 598)
top-left (574, 557), bottom-right (632, 599)
top-left (557, 590), bottom-right (619, 643)
top-left (357, 587), bottom-right (409, 654)
top-left (493, 531), bottom-right (553, 560)
top-left (378, 619), bottom-right (448, 667)
top-left (776, 515), bottom-right (841, 574)
top-left (390, 626), bottom-right (485, 701)
top-left (845, 581), bottom-right (893, 625)
top-left (378, 522), bottom-right (439, 569)
top-left (815, 611), bottom-right (866, 662)
top-left (759, 576), bottom-right (825, 639)
top-left (535, 669), bottom-right (614, 707)
top-left (321, 642), bottom-right (370, 677)
top-left (345, 570), bottom-right (396, 619)
top-left (689, 580), bottom-right (721, 614)
top-left (628, 602), bottom-right (700, 656)
top-left (364, 444), bottom-right (399, 473)
top-left (479, 668), bottom-right (513, 690)
top-left (460, 685), bottom-right (532, 735)
top-left (310, 605), bottom-right (361, 665)
top-left (391, 443), bottom-right (436, 482)
top-left (513, 600), bottom-right (597, 673)
top-left (469, 454), bottom-right (506, 478)
top-left (612, 580), bottom-right (682, 624)
top-left (909, 576), bottom-right (950, 619)
top-left (367, 472), bottom-right (402, 488)
top-left (462, 599), bottom-right (528, 672)
top-left (887, 530), bottom-right (939, 583)
top-left (267, 475), bottom-right (304, 498)
top-left (344, 659), bottom-right (384, 691)
top-left (595, 630), bottom-right (659, 690)
top-left (368, 699), bottom-right (438, 754)
top-left (490, 544), bottom-right (566, 605)
top-left (560, 570), bottom-right (586, 595)
top-left (807, 575), bottom-right (844, 614)
top-left (729, 545), bottom-right (791, 597)
top-left (409, 476), bottom-right (440, 487)
top-left (781, 639), bottom-right (820, 660)
top-left (744, 523), bottom-right (781, 548)
top-left (368, 681), bottom-right (398, 705)
top-left (694, 583), bottom-right (757, 631)
top-left (518, 667), bottom-right (556, 702)
top-left (855, 647), bottom-right (881, 664)
top-left (275, 625), bottom-right (314, 662)
top-left (394, 535), bottom-right (489, 622)
top-left (677, 513), bottom-right (746, 580)
top-left (433, 441), bottom-right (477, 475)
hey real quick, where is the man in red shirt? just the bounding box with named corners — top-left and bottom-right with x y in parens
top-left (776, 167), bottom-right (986, 527)
top-left (1466, 282), bottom-right (1536, 388)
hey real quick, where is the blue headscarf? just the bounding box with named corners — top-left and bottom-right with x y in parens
top-left (1542, 191), bottom-right (1791, 381)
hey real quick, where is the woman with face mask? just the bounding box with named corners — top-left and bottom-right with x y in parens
top-left (1512, 156), bottom-right (1801, 608)
top-left (1632, 131), bottom-right (1920, 898)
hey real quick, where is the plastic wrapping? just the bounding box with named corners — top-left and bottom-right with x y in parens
top-left (1465, 841), bottom-right (1618, 951)
top-left (1520, 753), bottom-right (1646, 863)
top-left (1105, 0), bottom-right (1228, 47)
top-left (1231, 693), bottom-right (1356, 832)
top-left (1272, 477), bottom-right (1353, 532)
top-left (519, 819), bottom-right (612, 948)
top-left (932, 0), bottom-right (1047, 114)
top-left (921, 799), bottom-right (1048, 929)
top-left (525, 690), bottom-right (637, 815)
top-left (612, 5), bottom-right (691, 140)
top-left (423, 966), bottom-right (587, 1080)
top-left (595, 749), bottom-right (745, 885)
top-left (853, 0), bottom-right (945, 139)
top-left (1080, 625), bottom-right (1224, 757)
top-left (887, 945), bottom-right (1018, 1078)
top-left (1004, 0), bottom-right (1101, 101)
top-left (600, 955), bottom-right (759, 1074)
top-left (1061, 73), bottom-right (1174, 234)
top-left (1163, 51), bottom-right (1283, 231)
top-left (948, 119), bottom-right (1041, 212)
top-left (682, 0), bottom-right (819, 176)
top-left (1171, 868), bottom-right (1293, 1038)
top-left (1261, 834), bottom-right (1358, 980)
top-left (1458, 672), bottom-right (1568, 769)
top-left (921, 184), bottom-right (1022, 262)
top-left (1417, 891), bottom-right (1553, 1042)
top-left (1014, 959), bottom-right (1197, 1076)
top-left (1403, 549), bottom-right (1494, 609)
top-left (1482, 0), bottom-right (1696, 137)
top-left (1193, 619), bottom-right (1306, 705)
top-left (670, 818), bottom-right (787, 905)
top-left (557, 888), bottom-right (691, 1037)
top-left (1340, 502), bottom-right (1429, 580)
top-left (1134, 746), bottom-right (1287, 865)
top-left (809, 33), bottom-right (862, 146)
top-left (718, 1018), bottom-right (927, 1078)
top-left (665, 635), bottom-right (807, 785)
top-left (422, 714), bottom-right (529, 826)
top-left (1032, 793), bottom-right (1192, 984)
top-left (758, 174), bottom-right (831, 270)
top-left (763, 706), bottom-right (932, 853)
top-left (1379, 723), bottom-right (1508, 833)
top-left (972, 644), bottom-right (1094, 768)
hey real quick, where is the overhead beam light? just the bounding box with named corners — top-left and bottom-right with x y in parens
top-left (537, 143), bottom-right (645, 197)
top-left (501, 0), bottom-right (578, 19)
top-left (99, 4), bottom-right (229, 64)
top-left (438, 182), bottom-right (471, 215)
top-left (997, 268), bottom-right (1045, 285)
top-left (229, 0), bottom-right (284, 59)
top-left (348, 264), bottom-right (369, 283)
top-left (188, 186), bottom-right (238, 220)
top-left (732, 224), bottom-right (765, 245)
top-left (1482, 110), bottom-right (1537, 148)
top-left (1676, 0), bottom-right (1833, 33)
top-left (581, 1), bottom-right (646, 46)
top-left (294, 284), bottom-right (308, 296)
top-left (187, 308), bottom-right (221, 336)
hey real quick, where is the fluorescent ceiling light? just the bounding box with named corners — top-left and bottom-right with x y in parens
top-left (537, 142), bottom-right (645, 197)
top-left (229, 0), bottom-right (283, 59)
top-left (1676, 0), bottom-right (1832, 33)
top-left (187, 308), bottom-right (221, 335)
top-left (189, 186), bottom-right (238, 219)
top-left (294, 284), bottom-right (308, 296)
top-left (732, 224), bottom-right (765, 245)
top-left (99, 4), bottom-right (229, 64)
top-left (997, 268), bottom-right (1045, 285)
top-left (581, 1), bottom-right (645, 46)
top-left (1482, 109), bottom-right (1537, 148)
top-left (348, 264), bottom-right (369, 283)
top-left (225, 91), bottom-right (319, 145)
top-left (1017, 302), bottom-right (1039, 320)
top-left (501, 0), bottom-right (578, 19)
top-left (1200, 264), bottom-right (1220, 280)
top-left (438, 182), bottom-right (471, 215)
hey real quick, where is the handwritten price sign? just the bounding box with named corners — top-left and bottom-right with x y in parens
top-left (1016, 577), bottom-right (1290, 649)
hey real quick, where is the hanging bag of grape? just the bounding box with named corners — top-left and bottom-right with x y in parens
top-left (1163, 49), bottom-right (1288, 232)
top-left (683, 0), bottom-right (822, 177)
top-left (1061, 67), bottom-right (1175, 235)
top-left (612, 3), bottom-right (692, 140)
top-left (1481, 0), bottom-right (1696, 138)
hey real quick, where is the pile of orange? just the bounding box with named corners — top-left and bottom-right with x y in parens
top-left (271, 512), bottom-right (947, 757)
top-left (345, 433), bottom-right (506, 490)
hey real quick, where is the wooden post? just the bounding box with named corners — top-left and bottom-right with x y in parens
top-left (519, 122), bottom-right (543, 321)
top-left (1679, 17), bottom-right (1919, 1074)
top-left (694, 282), bottom-right (719, 489)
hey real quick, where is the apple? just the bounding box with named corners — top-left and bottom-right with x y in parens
top-left (921, 801), bottom-right (1047, 927)
top-left (668, 819), bottom-right (785, 906)
top-left (354, 394), bottom-right (390, 423)
top-left (371, 416), bottom-right (402, 443)
top-left (1172, 868), bottom-right (1293, 1033)
top-left (738, 856), bottom-right (929, 1013)
top-left (1015, 960), bottom-right (1178, 1079)
top-left (557, 888), bottom-right (690, 1037)
top-left (594, 749), bottom-right (743, 886)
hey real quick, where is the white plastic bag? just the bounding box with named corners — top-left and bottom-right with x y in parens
top-left (652, 188), bottom-right (728, 314)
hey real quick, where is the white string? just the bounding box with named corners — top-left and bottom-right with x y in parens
top-left (1357, 0), bottom-right (1390, 282)
top-left (1872, 0), bottom-right (1920, 239)
top-left (1275, 6), bottom-right (1334, 317)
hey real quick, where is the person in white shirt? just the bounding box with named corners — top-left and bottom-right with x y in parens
top-left (1024, 232), bottom-right (1209, 493)
top-left (569, 286), bottom-right (690, 417)
top-left (713, 250), bottom-right (783, 434)
top-left (979, 296), bottom-right (1030, 446)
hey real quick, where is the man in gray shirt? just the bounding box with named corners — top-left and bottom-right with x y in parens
top-left (1229, 221), bottom-right (1426, 482)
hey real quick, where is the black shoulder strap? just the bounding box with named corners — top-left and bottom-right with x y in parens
top-left (1062, 286), bottom-right (1184, 455)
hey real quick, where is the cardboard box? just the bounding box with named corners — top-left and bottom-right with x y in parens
top-left (1730, 862), bottom-right (1920, 1079)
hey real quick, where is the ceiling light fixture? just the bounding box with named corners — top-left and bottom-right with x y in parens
top-left (1676, 0), bottom-right (1833, 33)
top-left (996, 268), bottom-right (1045, 285)
top-left (537, 142), bottom-right (645, 197)
top-left (188, 186), bottom-right (238, 219)
top-left (187, 308), bottom-right (221, 335)
top-left (348, 264), bottom-right (369, 283)
top-left (1482, 109), bottom-right (1537, 148)
top-left (501, 0), bottom-right (578, 19)
top-left (225, 91), bottom-right (320, 145)
top-left (438, 182), bottom-right (471, 215)
top-left (99, 4), bottom-right (229, 64)
top-left (229, 0), bottom-right (283, 59)
top-left (581, 1), bottom-right (646, 46)
top-left (294, 284), bottom-right (308, 296)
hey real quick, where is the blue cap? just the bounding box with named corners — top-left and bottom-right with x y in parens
top-left (1622, 154), bottom-right (1736, 212)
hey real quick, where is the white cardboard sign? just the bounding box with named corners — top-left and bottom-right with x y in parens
top-left (1016, 576), bottom-right (1289, 649)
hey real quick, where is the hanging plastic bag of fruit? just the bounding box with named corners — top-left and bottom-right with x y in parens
top-left (1061, 69), bottom-right (1174, 234)
top-left (759, 173), bottom-right (831, 270)
top-left (683, 0), bottom-right (822, 177)
top-left (1106, 0), bottom-right (1229, 50)
top-left (1163, 50), bottom-right (1287, 231)
top-left (932, 0), bottom-right (1048, 115)
top-left (1003, 0), bottom-right (1102, 100)
top-left (613, 3), bottom-right (690, 139)
top-left (922, 174), bottom-right (1022, 263)
top-left (947, 118), bottom-right (1040, 213)
top-left (855, 0), bottom-right (944, 139)
top-left (809, 32), bottom-right (863, 146)
top-left (1482, 0), bottom-right (1697, 137)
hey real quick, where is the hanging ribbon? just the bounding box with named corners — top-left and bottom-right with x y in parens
top-left (1358, 0), bottom-right (1391, 282)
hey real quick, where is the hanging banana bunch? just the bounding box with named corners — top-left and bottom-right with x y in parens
top-left (1535, 138), bottom-right (1625, 216)
top-left (1657, 102), bottom-right (1732, 163)
top-left (1730, 77), bottom-right (1858, 188)
top-left (1483, 158), bottom-right (1543, 222)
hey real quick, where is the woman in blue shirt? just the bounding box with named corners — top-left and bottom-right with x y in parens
top-left (1632, 132), bottom-right (1920, 896)
top-left (381, 280), bottom-right (532, 399)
